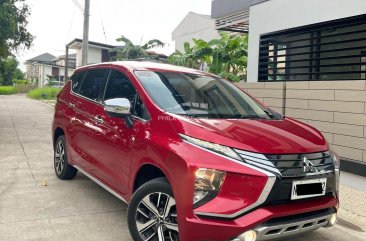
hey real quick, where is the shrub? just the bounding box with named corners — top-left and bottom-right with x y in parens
top-left (27, 87), bottom-right (61, 100)
top-left (14, 84), bottom-right (36, 93)
top-left (0, 86), bottom-right (16, 95)
top-left (13, 79), bottom-right (29, 85)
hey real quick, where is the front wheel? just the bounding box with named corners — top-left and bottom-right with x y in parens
top-left (128, 178), bottom-right (179, 241)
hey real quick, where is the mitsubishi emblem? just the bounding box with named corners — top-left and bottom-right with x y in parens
top-left (303, 156), bottom-right (317, 173)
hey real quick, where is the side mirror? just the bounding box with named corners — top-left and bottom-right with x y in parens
top-left (104, 98), bottom-right (134, 128)
top-left (104, 98), bottom-right (132, 118)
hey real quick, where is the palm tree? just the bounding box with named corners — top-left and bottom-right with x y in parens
top-left (168, 42), bottom-right (197, 68)
top-left (168, 32), bottom-right (248, 82)
top-left (113, 35), bottom-right (165, 61)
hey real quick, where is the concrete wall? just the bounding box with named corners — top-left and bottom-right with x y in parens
top-left (236, 80), bottom-right (366, 163)
top-left (247, 0), bottom-right (366, 82)
top-left (75, 46), bottom-right (102, 67)
top-left (172, 12), bottom-right (220, 53)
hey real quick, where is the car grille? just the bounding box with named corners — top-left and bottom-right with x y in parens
top-left (234, 149), bottom-right (334, 178)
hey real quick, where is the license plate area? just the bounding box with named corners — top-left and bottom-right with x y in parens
top-left (291, 178), bottom-right (327, 200)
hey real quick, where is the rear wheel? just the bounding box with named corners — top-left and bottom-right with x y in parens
top-left (54, 135), bottom-right (77, 179)
top-left (128, 178), bottom-right (179, 241)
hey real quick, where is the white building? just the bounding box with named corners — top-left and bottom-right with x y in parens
top-left (172, 12), bottom-right (220, 52)
top-left (211, 0), bottom-right (366, 82)
top-left (25, 53), bottom-right (76, 87)
top-left (67, 38), bottom-right (116, 68)
top-left (211, 0), bottom-right (366, 175)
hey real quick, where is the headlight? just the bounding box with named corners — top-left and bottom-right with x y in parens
top-left (193, 168), bottom-right (226, 207)
top-left (329, 147), bottom-right (340, 196)
top-left (180, 134), bottom-right (241, 160)
top-left (329, 147), bottom-right (340, 170)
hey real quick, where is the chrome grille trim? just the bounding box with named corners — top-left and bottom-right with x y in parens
top-left (234, 149), bottom-right (335, 178)
top-left (254, 213), bottom-right (332, 241)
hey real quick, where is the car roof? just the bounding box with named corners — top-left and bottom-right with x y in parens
top-left (77, 61), bottom-right (210, 75)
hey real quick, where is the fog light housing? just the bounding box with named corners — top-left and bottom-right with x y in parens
top-left (327, 213), bottom-right (337, 227)
top-left (237, 230), bottom-right (257, 241)
top-left (193, 168), bottom-right (226, 207)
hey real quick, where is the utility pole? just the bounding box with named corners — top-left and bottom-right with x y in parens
top-left (82, 0), bottom-right (90, 66)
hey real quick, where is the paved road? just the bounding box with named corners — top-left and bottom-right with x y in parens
top-left (0, 94), bottom-right (365, 241)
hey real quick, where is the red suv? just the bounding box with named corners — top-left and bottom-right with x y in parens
top-left (52, 61), bottom-right (340, 241)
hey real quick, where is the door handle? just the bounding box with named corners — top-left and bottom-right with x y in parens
top-left (94, 116), bottom-right (104, 124)
top-left (68, 103), bottom-right (75, 109)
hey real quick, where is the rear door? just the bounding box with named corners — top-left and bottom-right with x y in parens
top-left (70, 68), bottom-right (109, 171)
top-left (64, 71), bottom-right (86, 166)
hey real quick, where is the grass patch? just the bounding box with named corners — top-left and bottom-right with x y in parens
top-left (14, 84), bottom-right (37, 93)
top-left (27, 87), bottom-right (61, 100)
top-left (0, 86), bottom-right (16, 95)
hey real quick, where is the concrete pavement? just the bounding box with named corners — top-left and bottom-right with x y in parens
top-left (0, 94), bottom-right (365, 241)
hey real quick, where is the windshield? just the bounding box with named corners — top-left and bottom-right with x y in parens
top-left (135, 71), bottom-right (278, 119)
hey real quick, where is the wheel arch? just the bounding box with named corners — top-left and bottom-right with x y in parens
top-left (132, 164), bottom-right (169, 193)
top-left (53, 127), bottom-right (65, 149)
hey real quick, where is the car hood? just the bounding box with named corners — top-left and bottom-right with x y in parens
top-left (169, 114), bottom-right (328, 154)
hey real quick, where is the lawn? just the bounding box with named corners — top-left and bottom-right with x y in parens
top-left (27, 87), bottom-right (61, 100)
top-left (0, 86), bottom-right (16, 95)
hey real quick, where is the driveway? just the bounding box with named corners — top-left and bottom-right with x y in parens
top-left (0, 94), bottom-right (365, 241)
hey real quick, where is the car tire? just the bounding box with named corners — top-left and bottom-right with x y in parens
top-left (54, 135), bottom-right (77, 179)
top-left (128, 177), bottom-right (179, 241)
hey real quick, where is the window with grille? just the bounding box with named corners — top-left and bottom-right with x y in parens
top-left (258, 14), bottom-right (366, 81)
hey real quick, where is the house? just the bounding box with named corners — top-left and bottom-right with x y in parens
top-left (25, 53), bottom-right (76, 87)
top-left (172, 12), bottom-right (220, 52)
top-left (211, 0), bottom-right (366, 175)
top-left (67, 38), bottom-right (117, 68)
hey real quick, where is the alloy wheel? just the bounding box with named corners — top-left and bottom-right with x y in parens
top-left (54, 140), bottom-right (65, 175)
top-left (135, 192), bottom-right (179, 241)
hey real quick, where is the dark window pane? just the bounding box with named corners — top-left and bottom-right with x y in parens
top-left (104, 70), bottom-right (136, 101)
top-left (71, 71), bottom-right (86, 93)
top-left (104, 70), bottom-right (149, 119)
top-left (79, 69), bottom-right (108, 101)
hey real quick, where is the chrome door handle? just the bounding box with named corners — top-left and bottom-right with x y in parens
top-left (68, 103), bottom-right (75, 108)
top-left (94, 116), bottom-right (104, 124)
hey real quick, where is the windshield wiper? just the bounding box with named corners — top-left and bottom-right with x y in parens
top-left (263, 109), bottom-right (284, 120)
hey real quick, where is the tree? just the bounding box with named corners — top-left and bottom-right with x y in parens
top-left (0, 0), bottom-right (33, 60)
top-left (168, 32), bottom-right (248, 82)
top-left (113, 35), bottom-right (165, 61)
top-left (0, 57), bottom-right (24, 85)
top-left (168, 42), bottom-right (197, 68)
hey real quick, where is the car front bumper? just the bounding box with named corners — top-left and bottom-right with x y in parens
top-left (179, 196), bottom-right (338, 241)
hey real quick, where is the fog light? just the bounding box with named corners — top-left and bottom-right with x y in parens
top-left (327, 213), bottom-right (337, 227)
top-left (238, 230), bottom-right (257, 241)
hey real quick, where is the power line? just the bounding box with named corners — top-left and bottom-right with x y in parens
top-left (97, 0), bottom-right (108, 44)
top-left (71, 0), bottom-right (84, 13)
top-left (100, 19), bottom-right (108, 44)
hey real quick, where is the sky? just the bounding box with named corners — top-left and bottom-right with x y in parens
top-left (16, 0), bottom-right (212, 70)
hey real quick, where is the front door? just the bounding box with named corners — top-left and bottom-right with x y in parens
top-left (90, 69), bottom-right (150, 194)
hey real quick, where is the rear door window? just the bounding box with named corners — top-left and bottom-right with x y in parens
top-left (78, 69), bottom-right (109, 102)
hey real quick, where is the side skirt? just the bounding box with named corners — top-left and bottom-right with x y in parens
top-left (73, 165), bottom-right (128, 204)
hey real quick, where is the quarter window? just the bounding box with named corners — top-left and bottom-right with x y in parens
top-left (70, 71), bottom-right (85, 93)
